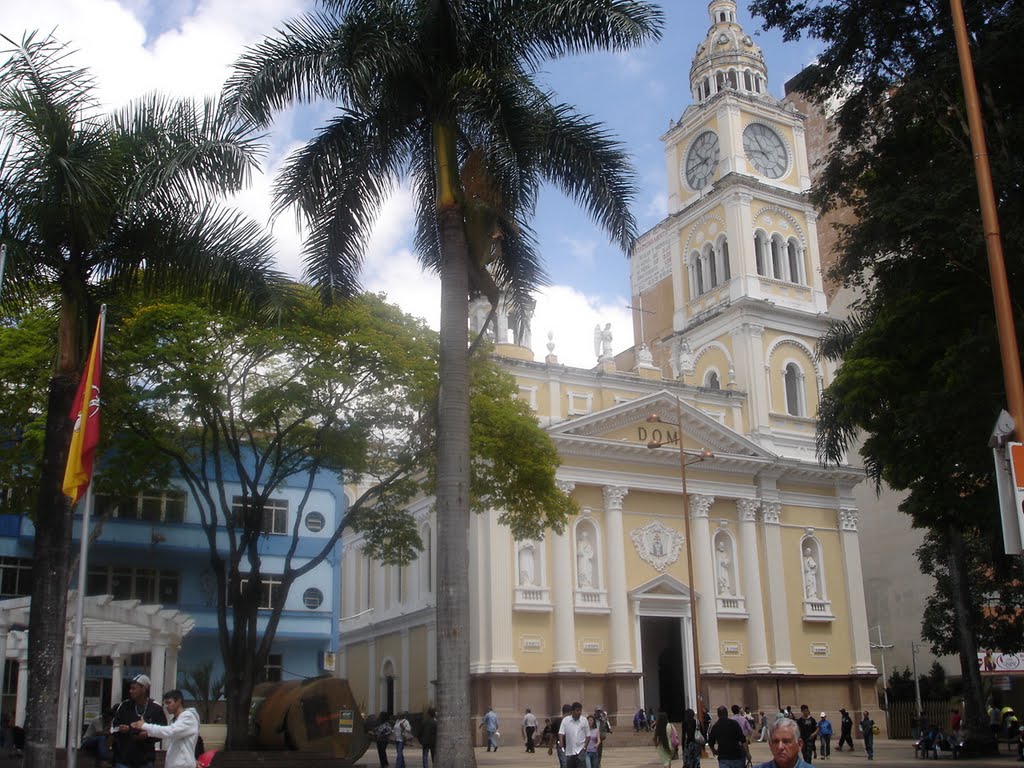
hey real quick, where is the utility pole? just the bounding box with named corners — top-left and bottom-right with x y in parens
top-left (869, 625), bottom-right (894, 716)
top-left (911, 642), bottom-right (924, 721)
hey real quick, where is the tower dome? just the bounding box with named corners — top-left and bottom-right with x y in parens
top-left (690, 0), bottom-right (768, 103)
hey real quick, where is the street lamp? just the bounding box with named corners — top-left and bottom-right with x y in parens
top-left (646, 401), bottom-right (714, 723)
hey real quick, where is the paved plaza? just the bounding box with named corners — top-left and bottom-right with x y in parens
top-left (355, 740), bottom-right (1024, 766)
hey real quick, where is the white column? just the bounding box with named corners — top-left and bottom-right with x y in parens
top-left (0, 622), bottom-right (9, 700)
top-left (552, 481), bottom-right (577, 672)
top-left (367, 639), bottom-right (377, 714)
top-left (761, 501), bottom-right (796, 673)
top-left (490, 514), bottom-right (518, 672)
top-left (839, 508), bottom-right (878, 675)
top-left (468, 510), bottom-right (490, 673)
top-left (736, 499), bottom-right (771, 673)
top-left (400, 629), bottom-right (410, 711)
top-left (164, 639), bottom-right (180, 695)
top-left (689, 494), bottom-right (722, 673)
top-left (680, 614), bottom-right (697, 712)
top-left (15, 654), bottom-right (28, 727)
top-left (603, 486), bottom-right (632, 672)
top-left (110, 653), bottom-right (124, 707)
top-left (149, 633), bottom-right (167, 701)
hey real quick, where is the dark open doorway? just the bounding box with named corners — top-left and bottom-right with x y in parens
top-left (640, 615), bottom-right (686, 722)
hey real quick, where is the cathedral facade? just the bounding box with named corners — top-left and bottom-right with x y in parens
top-left (336, 0), bottom-right (879, 732)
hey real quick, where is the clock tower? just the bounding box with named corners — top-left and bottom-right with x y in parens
top-left (630, 0), bottom-right (830, 457)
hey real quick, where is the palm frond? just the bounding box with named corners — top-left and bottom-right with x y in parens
top-left (484, 0), bottom-right (664, 70)
top-left (530, 98), bottom-right (638, 252)
top-left (272, 110), bottom-right (409, 301)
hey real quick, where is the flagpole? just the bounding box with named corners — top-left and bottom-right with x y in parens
top-left (0, 244), bottom-right (7, 301)
top-left (66, 305), bottom-right (106, 768)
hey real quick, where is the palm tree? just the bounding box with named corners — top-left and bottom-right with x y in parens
top-left (225, 2), bottom-right (663, 764)
top-left (0, 32), bottom-right (288, 768)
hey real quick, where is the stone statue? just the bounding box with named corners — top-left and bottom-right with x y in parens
top-left (716, 539), bottom-right (733, 596)
top-left (518, 544), bottom-right (535, 587)
top-left (593, 323), bottom-right (613, 362)
top-left (803, 546), bottom-right (819, 599)
top-left (577, 530), bottom-right (595, 588)
top-left (652, 533), bottom-right (665, 557)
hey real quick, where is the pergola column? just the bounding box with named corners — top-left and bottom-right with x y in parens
top-left (15, 653), bottom-right (28, 727)
top-left (164, 639), bottom-right (180, 695)
top-left (149, 633), bottom-right (168, 702)
top-left (110, 652), bottom-right (124, 707)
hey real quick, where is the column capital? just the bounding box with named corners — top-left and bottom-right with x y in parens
top-left (689, 494), bottom-right (715, 518)
top-left (838, 506), bottom-right (859, 532)
top-left (556, 480), bottom-right (576, 495)
top-left (736, 498), bottom-right (761, 522)
top-left (602, 486), bottom-right (629, 509)
top-left (760, 500), bottom-right (781, 525)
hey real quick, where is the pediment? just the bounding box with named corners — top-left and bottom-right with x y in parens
top-left (547, 390), bottom-right (775, 460)
top-left (630, 573), bottom-right (692, 599)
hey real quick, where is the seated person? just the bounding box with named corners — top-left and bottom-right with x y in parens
top-left (81, 709), bottom-right (114, 762)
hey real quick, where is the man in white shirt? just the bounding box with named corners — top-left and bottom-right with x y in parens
top-left (132, 690), bottom-right (199, 768)
top-left (522, 708), bottom-right (538, 753)
top-left (557, 702), bottom-right (589, 768)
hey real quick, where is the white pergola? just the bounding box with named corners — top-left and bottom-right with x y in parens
top-left (0, 593), bottom-right (194, 745)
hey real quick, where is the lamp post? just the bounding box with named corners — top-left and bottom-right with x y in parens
top-left (646, 399), bottom-right (714, 723)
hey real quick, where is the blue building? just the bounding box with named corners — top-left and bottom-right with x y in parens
top-left (0, 468), bottom-right (343, 720)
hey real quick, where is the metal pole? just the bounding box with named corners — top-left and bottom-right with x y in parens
top-left (949, 0), bottom-right (1024, 434)
top-left (676, 397), bottom-right (704, 724)
top-left (0, 244), bottom-right (7, 301)
top-left (877, 626), bottom-right (890, 714)
top-left (911, 642), bottom-right (924, 720)
top-left (67, 305), bottom-right (106, 768)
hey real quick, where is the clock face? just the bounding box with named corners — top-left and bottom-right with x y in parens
top-left (684, 131), bottom-right (720, 190)
top-left (743, 123), bottom-right (788, 179)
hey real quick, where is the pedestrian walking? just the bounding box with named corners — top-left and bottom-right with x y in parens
top-left (374, 712), bottom-right (392, 768)
top-left (653, 711), bottom-right (678, 768)
top-left (859, 711), bottom-right (875, 761)
top-left (817, 713), bottom-right (832, 759)
top-left (523, 708), bottom-right (538, 753)
top-left (835, 709), bottom-right (853, 752)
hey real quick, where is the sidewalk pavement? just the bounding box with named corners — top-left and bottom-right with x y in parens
top-left (356, 739), bottom-right (1024, 766)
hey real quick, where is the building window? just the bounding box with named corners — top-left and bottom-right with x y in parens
top-left (87, 567), bottom-right (179, 604)
top-left (261, 653), bottom-right (283, 683)
top-left (303, 587), bottom-right (324, 609)
top-left (233, 576), bottom-right (283, 610)
top-left (305, 511), bottom-right (325, 533)
top-left (787, 239), bottom-right (804, 285)
top-left (96, 490), bottom-right (186, 523)
top-left (771, 236), bottom-right (784, 280)
top-left (231, 496), bottom-right (288, 535)
top-left (720, 238), bottom-right (731, 282)
top-left (784, 363), bottom-right (805, 416)
top-left (754, 232), bottom-right (768, 276)
top-left (0, 557), bottom-right (33, 598)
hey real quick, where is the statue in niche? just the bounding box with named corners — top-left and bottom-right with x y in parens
top-left (577, 529), bottom-right (595, 588)
top-left (518, 544), bottom-right (535, 587)
top-left (803, 546), bottom-right (820, 599)
top-left (716, 539), bottom-right (733, 596)
top-left (593, 323), bottom-right (613, 362)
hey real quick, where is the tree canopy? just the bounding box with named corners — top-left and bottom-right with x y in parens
top-left (750, 0), bottom-right (1024, 739)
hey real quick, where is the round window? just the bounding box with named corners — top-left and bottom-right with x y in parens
top-left (305, 511), bottom-right (325, 533)
top-left (303, 587), bottom-right (324, 609)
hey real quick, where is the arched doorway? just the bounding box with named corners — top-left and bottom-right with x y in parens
top-left (631, 575), bottom-right (697, 721)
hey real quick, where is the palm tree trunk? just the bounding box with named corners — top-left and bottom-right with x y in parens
top-left (22, 374), bottom-right (76, 768)
top-left (433, 119), bottom-right (476, 768)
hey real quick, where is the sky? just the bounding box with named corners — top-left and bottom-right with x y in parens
top-left (0, 1), bottom-right (821, 368)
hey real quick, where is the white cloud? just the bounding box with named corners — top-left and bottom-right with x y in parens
top-left (529, 285), bottom-right (633, 370)
top-left (561, 236), bottom-right (597, 267)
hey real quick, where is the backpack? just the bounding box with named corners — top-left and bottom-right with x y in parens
top-left (376, 722), bottom-right (392, 744)
top-left (194, 734), bottom-right (206, 758)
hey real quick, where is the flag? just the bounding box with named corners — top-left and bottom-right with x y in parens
top-left (62, 311), bottom-right (104, 503)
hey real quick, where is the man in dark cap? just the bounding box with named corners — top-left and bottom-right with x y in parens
top-left (110, 674), bottom-right (167, 768)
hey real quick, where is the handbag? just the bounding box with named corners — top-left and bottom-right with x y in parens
top-left (671, 726), bottom-right (680, 749)
top-left (694, 729), bottom-right (706, 746)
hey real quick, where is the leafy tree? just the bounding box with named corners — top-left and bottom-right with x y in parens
top-left (106, 291), bottom-right (573, 747)
top-left (223, 2), bottom-right (662, 763)
top-left (749, 0), bottom-right (1024, 745)
top-left (0, 32), bottom-right (289, 767)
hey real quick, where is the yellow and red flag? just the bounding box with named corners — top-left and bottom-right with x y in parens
top-left (62, 311), bottom-right (105, 504)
